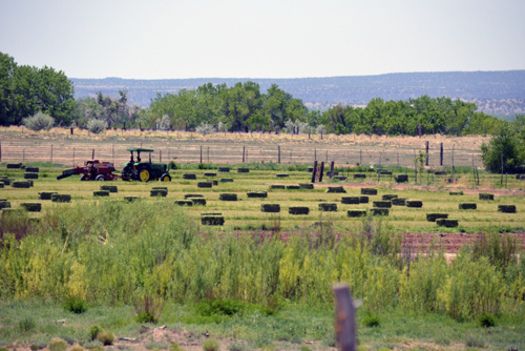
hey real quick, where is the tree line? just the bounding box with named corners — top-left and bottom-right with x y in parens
top-left (0, 52), bottom-right (75, 126)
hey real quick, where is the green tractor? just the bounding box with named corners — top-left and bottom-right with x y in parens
top-left (121, 148), bottom-right (171, 182)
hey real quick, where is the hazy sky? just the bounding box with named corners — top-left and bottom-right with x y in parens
top-left (1, 0), bottom-right (524, 79)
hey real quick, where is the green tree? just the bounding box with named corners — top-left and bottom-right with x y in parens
top-left (481, 121), bottom-right (525, 173)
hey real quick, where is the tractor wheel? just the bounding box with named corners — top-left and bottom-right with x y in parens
top-left (138, 168), bottom-right (151, 182)
top-left (96, 174), bottom-right (106, 181)
top-left (160, 173), bottom-right (172, 182)
top-left (80, 174), bottom-right (89, 181)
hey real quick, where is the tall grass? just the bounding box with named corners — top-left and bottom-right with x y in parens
top-left (1, 201), bottom-right (524, 322)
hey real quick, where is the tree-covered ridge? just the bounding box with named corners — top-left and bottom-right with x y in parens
top-left (0, 52), bottom-right (75, 126)
top-left (320, 96), bottom-right (501, 136)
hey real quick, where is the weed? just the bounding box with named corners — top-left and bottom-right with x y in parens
top-left (49, 338), bottom-right (68, 351)
top-left (202, 338), bottom-right (220, 351)
top-left (477, 312), bottom-right (496, 328)
top-left (362, 313), bottom-right (381, 327)
top-left (58, 335), bottom-right (77, 345)
top-left (145, 342), bottom-right (169, 350)
top-left (465, 334), bottom-right (485, 348)
top-left (89, 325), bottom-right (104, 341)
top-left (18, 317), bottom-right (36, 332)
top-left (63, 296), bottom-right (88, 314)
top-left (96, 331), bottom-right (114, 346)
top-left (134, 295), bottom-right (164, 324)
top-left (228, 343), bottom-right (245, 351)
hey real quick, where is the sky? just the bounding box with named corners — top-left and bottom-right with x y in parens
top-left (1, 0), bottom-right (524, 80)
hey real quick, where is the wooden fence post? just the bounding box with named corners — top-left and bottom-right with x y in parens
top-left (278, 145), bottom-right (281, 164)
top-left (0, 141), bottom-right (2, 163)
top-left (51, 144), bottom-right (53, 163)
top-left (243, 146), bottom-right (246, 163)
top-left (311, 160), bottom-right (318, 183)
top-left (425, 141), bottom-right (429, 166)
top-left (440, 143), bottom-right (443, 166)
top-left (92, 149), bottom-right (95, 160)
top-left (200, 146), bottom-right (203, 164)
top-left (333, 284), bottom-right (356, 351)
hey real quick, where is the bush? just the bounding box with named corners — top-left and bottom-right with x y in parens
top-left (49, 338), bottom-right (68, 351)
top-left (23, 111), bottom-right (55, 131)
top-left (481, 121), bottom-right (525, 173)
top-left (63, 296), bottom-right (88, 314)
top-left (134, 295), bottom-right (164, 324)
top-left (202, 339), bottom-right (220, 351)
top-left (362, 313), bottom-right (380, 327)
top-left (19, 317), bottom-right (36, 332)
top-left (477, 312), bottom-right (496, 327)
top-left (96, 331), bottom-right (114, 346)
top-left (228, 343), bottom-right (245, 351)
top-left (89, 324), bottom-right (104, 341)
top-left (86, 119), bottom-right (108, 134)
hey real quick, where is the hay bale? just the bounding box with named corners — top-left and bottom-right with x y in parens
top-left (21, 203), bottom-right (42, 212)
top-left (371, 208), bottom-right (389, 216)
top-left (25, 167), bottom-right (39, 173)
top-left (220, 178), bottom-right (234, 182)
top-left (307, 167), bottom-right (314, 172)
top-left (150, 189), bottom-right (168, 197)
top-left (12, 181), bottom-right (31, 188)
top-left (334, 176), bottom-right (347, 181)
top-left (152, 187), bottom-right (168, 191)
top-left (354, 173), bottom-right (367, 179)
top-left (261, 204), bottom-right (280, 213)
top-left (183, 173), bottom-right (197, 180)
top-left (184, 194), bottom-right (204, 199)
top-left (498, 205), bottom-right (516, 213)
top-left (347, 209), bottom-right (367, 217)
top-left (218, 167), bottom-right (230, 172)
top-left (0, 183), bottom-right (4, 188)
top-left (515, 174), bottom-right (525, 180)
top-left (378, 169), bottom-right (392, 175)
top-left (426, 213), bottom-right (449, 222)
top-left (191, 198), bottom-right (206, 206)
top-left (201, 215), bottom-right (225, 225)
top-left (286, 185), bottom-right (300, 190)
top-left (124, 196), bottom-right (140, 202)
top-left (382, 194), bottom-right (398, 201)
top-left (237, 168), bottom-right (250, 173)
top-left (395, 175), bottom-right (408, 183)
top-left (459, 203), bottom-right (477, 210)
top-left (359, 196), bottom-right (369, 204)
top-left (93, 191), bottom-right (110, 197)
top-left (51, 194), bottom-right (71, 203)
top-left (449, 191), bottom-right (464, 196)
top-left (270, 184), bottom-right (285, 190)
top-left (289, 206), bottom-right (309, 215)
top-left (2, 179), bottom-right (13, 185)
top-left (361, 188), bottom-right (377, 195)
top-left (434, 171), bottom-right (447, 176)
top-left (326, 186), bottom-right (346, 193)
top-left (26, 180), bottom-right (34, 187)
top-left (247, 190), bottom-right (268, 198)
top-left (24, 172), bottom-right (39, 179)
top-left (100, 185), bottom-right (118, 193)
top-left (204, 172), bottom-right (217, 177)
top-left (175, 200), bottom-right (193, 206)
top-left (299, 183), bottom-right (314, 189)
top-left (276, 173), bottom-right (289, 178)
top-left (392, 198), bottom-right (407, 206)
top-left (436, 219), bottom-right (459, 228)
top-left (479, 192), bottom-right (494, 200)
top-left (341, 196), bottom-right (360, 204)
top-left (219, 193), bottom-right (238, 201)
top-left (0, 201), bottom-right (11, 209)
top-left (406, 200), bottom-right (423, 208)
top-left (6, 163), bottom-right (22, 169)
top-left (197, 182), bottom-right (213, 188)
top-left (319, 203), bottom-right (337, 211)
top-left (373, 201), bottom-right (392, 208)
top-left (212, 180), bottom-right (218, 186)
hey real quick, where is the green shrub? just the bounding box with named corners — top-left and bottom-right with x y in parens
top-left (63, 296), bottom-right (88, 314)
top-left (49, 338), bottom-right (68, 351)
top-left (19, 317), bottom-right (36, 332)
top-left (70, 345), bottom-right (85, 351)
top-left (89, 324), bottom-right (104, 341)
top-left (23, 111), bottom-right (55, 131)
top-left (477, 312), bottom-right (496, 327)
top-left (134, 295), bottom-right (163, 324)
top-left (202, 338), bottom-right (220, 351)
top-left (362, 313), bottom-right (380, 327)
top-left (228, 343), bottom-right (245, 351)
top-left (464, 334), bottom-right (485, 348)
top-left (86, 119), bottom-right (108, 134)
top-left (96, 331), bottom-right (115, 346)
top-left (170, 342), bottom-right (186, 351)
top-left (195, 298), bottom-right (248, 317)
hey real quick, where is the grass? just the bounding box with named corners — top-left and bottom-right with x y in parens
top-left (1, 301), bottom-right (523, 350)
top-left (1, 164), bottom-right (524, 233)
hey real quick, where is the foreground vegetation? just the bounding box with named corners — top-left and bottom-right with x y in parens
top-left (1, 200), bottom-right (525, 350)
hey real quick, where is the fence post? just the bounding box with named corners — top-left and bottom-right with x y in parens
top-left (333, 284), bottom-right (356, 351)
top-left (440, 143), bottom-right (443, 166)
top-left (311, 160), bottom-right (318, 183)
top-left (51, 144), bottom-right (53, 163)
top-left (207, 147), bottom-right (210, 163)
top-left (278, 145), bottom-right (281, 164)
top-left (0, 141), bottom-right (2, 162)
top-left (92, 149), bottom-right (95, 160)
top-left (159, 150), bottom-right (162, 163)
top-left (243, 146), bottom-right (245, 163)
top-left (73, 148), bottom-right (75, 166)
top-left (200, 146), bottom-right (203, 164)
top-left (425, 141), bottom-right (429, 166)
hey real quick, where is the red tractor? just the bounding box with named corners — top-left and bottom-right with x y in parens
top-left (57, 160), bottom-right (120, 181)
